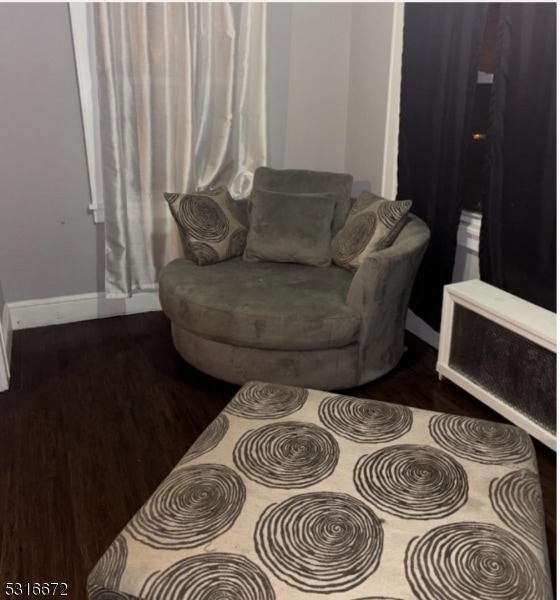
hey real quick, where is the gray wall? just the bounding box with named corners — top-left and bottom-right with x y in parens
top-left (278, 4), bottom-right (352, 171)
top-left (0, 2), bottom-right (401, 305)
top-left (269, 3), bottom-right (404, 195)
top-left (0, 3), bottom-right (102, 303)
top-left (266, 3), bottom-right (292, 168)
top-left (345, 3), bottom-right (403, 198)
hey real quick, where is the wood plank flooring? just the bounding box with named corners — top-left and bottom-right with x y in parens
top-left (0, 312), bottom-right (556, 597)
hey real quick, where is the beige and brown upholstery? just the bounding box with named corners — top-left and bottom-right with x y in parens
top-left (164, 186), bottom-right (248, 266)
top-left (88, 382), bottom-right (553, 600)
top-left (331, 191), bottom-right (413, 271)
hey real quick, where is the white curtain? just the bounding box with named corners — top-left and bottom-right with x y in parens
top-left (92, 3), bottom-right (267, 297)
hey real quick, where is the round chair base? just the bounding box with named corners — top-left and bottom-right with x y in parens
top-left (171, 323), bottom-right (360, 390)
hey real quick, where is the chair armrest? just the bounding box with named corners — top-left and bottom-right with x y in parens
top-left (345, 215), bottom-right (430, 383)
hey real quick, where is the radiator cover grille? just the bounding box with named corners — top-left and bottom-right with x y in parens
top-left (449, 304), bottom-right (556, 434)
top-left (437, 281), bottom-right (556, 450)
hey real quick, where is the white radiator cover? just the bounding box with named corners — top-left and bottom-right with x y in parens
top-left (437, 280), bottom-right (556, 451)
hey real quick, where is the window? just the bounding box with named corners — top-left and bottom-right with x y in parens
top-left (69, 4), bottom-right (104, 223)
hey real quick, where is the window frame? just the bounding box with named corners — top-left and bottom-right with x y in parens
top-left (69, 3), bottom-right (105, 223)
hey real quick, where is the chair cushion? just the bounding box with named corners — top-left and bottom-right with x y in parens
top-left (332, 192), bottom-right (412, 272)
top-left (159, 258), bottom-right (361, 350)
top-left (164, 186), bottom-right (248, 265)
top-left (243, 189), bottom-right (336, 267)
top-left (253, 166), bottom-right (353, 235)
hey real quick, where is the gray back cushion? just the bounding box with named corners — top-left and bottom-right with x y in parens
top-left (243, 189), bottom-right (336, 267)
top-left (253, 167), bottom-right (353, 235)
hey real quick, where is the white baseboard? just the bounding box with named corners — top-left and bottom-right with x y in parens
top-left (2, 291), bottom-right (435, 391)
top-left (0, 291), bottom-right (161, 392)
top-left (2, 303), bottom-right (13, 366)
top-left (7, 291), bottom-right (162, 331)
top-left (0, 305), bottom-right (10, 392)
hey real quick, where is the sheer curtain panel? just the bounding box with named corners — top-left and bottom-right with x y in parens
top-left (92, 3), bottom-right (267, 297)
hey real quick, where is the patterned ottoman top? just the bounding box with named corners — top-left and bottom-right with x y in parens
top-left (88, 382), bottom-right (552, 600)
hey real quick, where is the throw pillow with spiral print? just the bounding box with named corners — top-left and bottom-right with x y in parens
top-left (164, 187), bottom-right (248, 266)
top-left (331, 191), bottom-right (412, 272)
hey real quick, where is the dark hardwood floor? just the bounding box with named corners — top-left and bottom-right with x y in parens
top-left (0, 312), bottom-right (556, 598)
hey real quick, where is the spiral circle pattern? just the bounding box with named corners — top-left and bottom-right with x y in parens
top-left (234, 421), bottom-right (339, 488)
top-left (140, 553), bottom-right (275, 600)
top-left (255, 492), bottom-right (383, 592)
top-left (331, 213), bottom-right (377, 265)
top-left (127, 464), bottom-right (245, 549)
top-left (377, 199), bottom-right (410, 229)
top-left (88, 587), bottom-right (137, 600)
top-left (88, 534), bottom-right (128, 592)
top-left (319, 395), bottom-right (412, 443)
top-left (179, 195), bottom-right (228, 242)
top-left (490, 470), bottom-right (544, 548)
top-left (350, 193), bottom-right (377, 214)
top-left (354, 444), bottom-right (468, 519)
top-left (87, 585), bottom-right (138, 600)
top-left (405, 522), bottom-right (551, 600)
top-left (429, 414), bottom-right (533, 464)
top-left (225, 382), bottom-right (308, 419)
top-left (353, 597), bottom-right (404, 600)
top-left (190, 242), bottom-right (220, 265)
top-left (163, 192), bottom-right (181, 206)
top-left (178, 230), bottom-right (197, 261)
top-left (181, 414), bottom-right (229, 464)
top-left (228, 228), bottom-right (248, 257)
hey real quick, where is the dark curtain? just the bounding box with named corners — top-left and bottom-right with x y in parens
top-left (480, 3), bottom-right (556, 312)
top-left (397, 3), bottom-right (488, 331)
